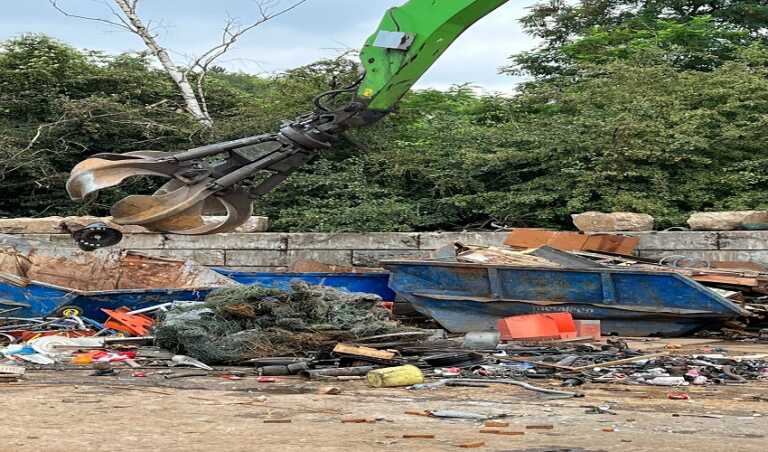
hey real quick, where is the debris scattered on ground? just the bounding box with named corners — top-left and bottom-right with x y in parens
top-left (3, 228), bottom-right (768, 452)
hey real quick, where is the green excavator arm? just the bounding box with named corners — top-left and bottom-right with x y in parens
top-left (66, 0), bottom-right (511, 241)
top-left (357, 0), bottom-right (509, 113)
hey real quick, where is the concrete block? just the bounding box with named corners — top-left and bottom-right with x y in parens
top-left (116, 234), bottom-right (167, 249)
top-left (289, 233), bottom-right (418, 250)
top-left (0, 217), bottom-right (67, 234)
top-left (287, 250), bottom-right (353, 267)
top-left (631, 232), bottom-right (718, 250)
top-left (26, 246), bottom-right (87, 258)
top-left (220, 266), bottom-right (289, 273)
top-left (164, 233), bottom-right (287, 250)
top-left (225, 250), bottom-right (287, 267)
top-left (1, 234), bottom-right (54, 245)
top-left (138, 249), bottom-right (226, 266)
top-left (352, 250), bottom-right (432, 267)
top-left (419, 232), bottom-right (509, 250)
top-left (0, 216), bottom-right (151, 234)
top-left (718, 231), bottom-right (768, 250)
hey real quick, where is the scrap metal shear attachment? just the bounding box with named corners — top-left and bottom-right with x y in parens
top-left (66, 0), bottom-right (513, 240)
top-left (66, 133), bottom-right (319, 235)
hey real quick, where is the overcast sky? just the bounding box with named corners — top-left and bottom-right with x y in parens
top-left (0, 0), bottom-right (538, 93)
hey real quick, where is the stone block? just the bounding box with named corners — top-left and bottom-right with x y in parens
top-left (572, 212), bottom-right (654, 232)
top-left (352, 250), bottom-right (432, 267)
top-left (688, 211), bottom-right (768, 231)
top-left (164, 233), bottom-right (287, 250)
top-left (289, 233), bottom-right (418, 250)
top-left (631, 232), bottom-right (717, 251)
top-left (225, 250), bottom-right (288, 267)
top-left (419, 232), bottom-right (509, 250)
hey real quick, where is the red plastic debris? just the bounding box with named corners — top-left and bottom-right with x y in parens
top-left (496, 312), bottom-right (576, 341)
top-left (668, 392), bottom-right (690, 400)
top-left (574, 320), bottom-right (602, 340)
top-left (101, 307), bottom-right (154, 336)
top-left (92, 350), bottom-right (137, 363)
top-left (257, 376), bottom-right (278, 383)
top-left (132, 372), bottom-right (147, 378)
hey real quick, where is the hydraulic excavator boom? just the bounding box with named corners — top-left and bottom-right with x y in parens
top-left (66, 0), bottom-right (510, 242)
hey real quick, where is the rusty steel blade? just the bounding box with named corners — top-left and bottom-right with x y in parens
top-left (143, 190), bottom-right (253, 235)
top-left (66, 155), bottom-right (192, 200)
top-left (156, 179), bottom-right (228, 214)
top-left (110, 181), bottom-right (219, 226)
top-left (112, 181), bottom-right (252, 234)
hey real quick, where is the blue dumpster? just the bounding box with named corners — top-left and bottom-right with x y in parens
top-left (383, 260), bottom-right (749, 336)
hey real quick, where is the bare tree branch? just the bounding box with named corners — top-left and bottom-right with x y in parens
top-left (190, 1), bottom-right (310, 72)
top-left (48, 0), bottom-right (134, 32)
top-left (49, 0), bottom-right (309, 128)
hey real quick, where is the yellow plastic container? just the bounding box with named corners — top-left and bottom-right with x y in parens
top-left (367, 365), bottom-right (424, 388)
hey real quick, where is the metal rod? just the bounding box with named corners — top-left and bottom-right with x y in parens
top-left (172, 134), bottom-right (277, 162)
top-left (300, 366), bottom-right (375, 379)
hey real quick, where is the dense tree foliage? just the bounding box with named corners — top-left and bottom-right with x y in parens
top-left (509, 0), bottom-right (768, 76)
top-left (2, 0), bottom-right (768, 231)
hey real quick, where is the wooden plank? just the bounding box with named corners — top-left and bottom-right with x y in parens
top-left (691, 274), bottom-right (760, 287)
top-left (333, 343), bottom-right (396, 360)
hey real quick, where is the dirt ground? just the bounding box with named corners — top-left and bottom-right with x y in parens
top-left (3, 341), bottom-right (768, 452)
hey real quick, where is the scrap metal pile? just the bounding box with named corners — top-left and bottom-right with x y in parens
top-left (3, 291), bottom-right (768, 397)
top-left (3, 228), bottom-right (768, 398)
top-left (155, 282), bottom-right (410, 364)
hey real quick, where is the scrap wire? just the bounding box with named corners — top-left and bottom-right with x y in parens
top-left (0, 307), bottom-right (23, 316)
top-left (0, 317), bottom-right (82, 332)
top-left (411, 378), bottom-right (583, 398)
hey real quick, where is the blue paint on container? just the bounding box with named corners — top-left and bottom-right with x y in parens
top-left (383, 261), bottom-right (749, 337)
top-left (0, 279), bottom-right (211, 322)
top-left (213, 270), bottom-right (396, 300)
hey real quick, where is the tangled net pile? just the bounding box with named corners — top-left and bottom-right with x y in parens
top-left (155, 281), bottom-right (407, 364)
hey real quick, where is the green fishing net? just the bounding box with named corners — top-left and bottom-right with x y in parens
top-left (155, 281), bottom-right (405, 364)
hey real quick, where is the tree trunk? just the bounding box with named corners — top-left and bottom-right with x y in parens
top-left (113, 0), bottom-right (213, 127)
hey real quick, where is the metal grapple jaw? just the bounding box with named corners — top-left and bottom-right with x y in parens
top-left (66, 132), bottom-right (321, 235)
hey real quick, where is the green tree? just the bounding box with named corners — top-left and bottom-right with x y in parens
top-left (509, 0), bottom-right (768, 77)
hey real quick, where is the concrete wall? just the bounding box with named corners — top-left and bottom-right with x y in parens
top-left (2, 217), bottom-right (768, 270)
